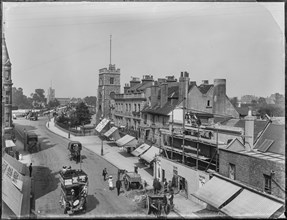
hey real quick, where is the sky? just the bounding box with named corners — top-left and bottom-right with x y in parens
top-left (3, 2), bottom-right (285, 100)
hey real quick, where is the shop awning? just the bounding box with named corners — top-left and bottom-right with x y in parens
top-left (131, 143), bottom-right (151, 157)
top-left (140, 145), bottom-right (160, 163)
top-left (95, 118), bottom-right (110, 133)
top-left (5, 140), bottom-right (16, 148)
top-left (116, 135), bottom-right (136, 147)
top-left (192, 176), bottom-right (242, 209)
top-left (104, 127), bottom-right (118, 138)
top-left (220, 189), bottom-right (284, 218)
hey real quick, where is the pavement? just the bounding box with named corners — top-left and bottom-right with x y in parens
top-left (15, 117), bottom-right (208, 218)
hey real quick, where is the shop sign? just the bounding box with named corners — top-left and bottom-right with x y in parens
top-left (2, 160), bottom-right (23, 191)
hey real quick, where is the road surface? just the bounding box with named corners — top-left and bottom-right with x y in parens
top-left (14, 116), bottom-right (148, 218)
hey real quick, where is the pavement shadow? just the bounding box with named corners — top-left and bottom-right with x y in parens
top-left (85, 194), bottom-right (100, 213)
top-left (193, 208), bottom-right (223, 218)
top-left (134, 162), bottom-right (147, 169)
top-left (32, 166), bottom-right (60, 200)
top-left (118, 151), bottom-right (135, 158)
top-left (143, 167), bottom-right (153, 176)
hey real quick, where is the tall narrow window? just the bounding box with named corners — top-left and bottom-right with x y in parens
top-left (138, 104), bottom-right (141, 112)
top-left (229, 163), bottom-right (235, 180)
top-left (263, 174), bottom-right (271, 194)
top-left (207, 100), bottom-right (210, 107)
top-left (110, 77), bottom-right (114, 84)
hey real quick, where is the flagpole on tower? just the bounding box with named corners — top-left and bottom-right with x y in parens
top-left (110, 35), bottom-right (112, 65)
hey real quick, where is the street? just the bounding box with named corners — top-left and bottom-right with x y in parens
top-left (14, 116), bottom-right (147, 218)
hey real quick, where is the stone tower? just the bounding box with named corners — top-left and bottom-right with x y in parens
top-left (2, 34), bottom-right (13, 139)
top-left (96, 36), bottom-right (121, 121)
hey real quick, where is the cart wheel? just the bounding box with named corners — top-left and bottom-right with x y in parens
top-left (146, 197), bottom-right (151, 215)
top-left (164, 204), bottom-right (171, 215)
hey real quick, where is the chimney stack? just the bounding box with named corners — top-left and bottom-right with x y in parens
top-left (150, 81), bottom-right (160, 107)
top-left (124, 83), bottom-right (130, 94)
top-left (202, 80), bottom-right (209, 85)
top-left (179, 71), bottom-right (190, 102)
top-left (160, 82), bottom-right (168, 108)
top-left (244, 106), bottom-right (255, 150)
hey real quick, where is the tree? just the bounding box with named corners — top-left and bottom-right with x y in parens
top-left (258, 97), bottom-right (267, 106)
top-left (31, 88), bottom-right (47, 108)
top-left (230, 97), bottom-right (238, 107)
top-left (73, 102), bottom-right (92, 127)
top-left (274, 93), bottom-right (284, 106)
top-left (48, 99), bottom-right (60, 109)
top-left (84, 96), bottom-right (97, 107)
top-left (12, 87), bottom-right (33, 109)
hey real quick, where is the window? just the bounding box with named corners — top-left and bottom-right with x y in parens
top-left (138, 104), bottom-right (141, 112)
top-left (229, 163), bottom-right (235, 180)
top-left (129, 104), bottom-right (131, 112)
top-left (207, 100), bottom-right (210, 107)
top-left (110, 77), bottom-right (114, 84)
top-left (134, 104), bottom-right (137, 112)
top-left (263, 174), bottom-right (271, 194)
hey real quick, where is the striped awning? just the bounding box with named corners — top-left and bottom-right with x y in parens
top-left (221, 189), bottom-right (284, 218)
top-left (192, 176), bottom-right (242, 209)
top-left (131, 143), bottom-right (151, 157)
top-left (116, 135), bottom-right (136, 147)
top-left (104, 127), bottom-right (118, 138)
top-left (95, 118), bottom-right (110, 133)
top-left (139, 146), bottom-right (160, 163)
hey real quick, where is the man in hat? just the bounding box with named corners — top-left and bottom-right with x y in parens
top-left (116, 179), bottom-right (122, 196)
top-left (102, 168), bottom-right (108, 181)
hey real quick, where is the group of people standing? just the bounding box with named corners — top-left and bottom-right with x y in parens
top-left (153, 178), bottom-right (174, 208)
top-left (102, 168), bottom-right (122, 196)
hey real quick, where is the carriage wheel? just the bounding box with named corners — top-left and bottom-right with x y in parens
top-left (146, 197), bottom-right (151, 215)
top-left (164, 204), bottom-right (171, 215)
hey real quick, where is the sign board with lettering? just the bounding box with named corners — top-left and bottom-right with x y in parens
top-left (2, 159), bottom-right (24, 191)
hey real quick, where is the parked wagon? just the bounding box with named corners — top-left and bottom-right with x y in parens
top-left (122, 171), bottom-right (143, 191)
top-left (146, 194), bottom-right (171, 217)
top-left (68, 141), bottom-right (82, 163)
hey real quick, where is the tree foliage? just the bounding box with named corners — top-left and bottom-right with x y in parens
top-left (31, 88), bottom-right (47, 108)
top-left (48, 99), bottom-right (60, 109)
top-left (230, 97), bottom-right (238, 107)
top-left (12, 87), bottom-right (33, 109)
top-left (73, 102), bottom-right (92, 127)
top-left (83, 96), bottom-right (97, 106)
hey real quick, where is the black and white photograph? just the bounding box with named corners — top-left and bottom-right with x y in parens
top-left (2, 1), bottom-right (285, 219)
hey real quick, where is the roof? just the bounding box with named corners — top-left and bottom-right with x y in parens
top-left (142, 102), bottom-right (178, 116)
top-left (3, 154), bottom-right (28, 176)
top-left (2, 35), bottom-right (11, 66)
top-left (198, 84), bottom-right (213, 94)
top-left (254, 123), bottom-right (285, 155)
top-left (221, 119), bottom-right (268, 141)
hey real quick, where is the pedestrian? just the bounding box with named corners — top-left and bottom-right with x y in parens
top-left (167, 190), bottom-right (174, 210)
top-left (156, 178), bottom-right (162, 193)
top-left (168, 180), bottom-right (172, 193)
top-left (108, 175), bottom-right (114, 190)
top-left (163, 178), bottom-right (168, 193)
top-left (103, 168), bottom-right (108, 181)
top-left (29, 163), bottom-right (32, 177)
top-left (116, 179), bottom-right (122, 196)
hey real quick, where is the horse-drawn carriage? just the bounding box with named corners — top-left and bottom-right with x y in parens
top-left (59, 168), bottom-right (88, 215)
top-left (68, 141), bottom-right (82, 163)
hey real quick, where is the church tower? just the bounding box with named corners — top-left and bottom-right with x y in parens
top-left (96, 35), bottom-right (121, 122)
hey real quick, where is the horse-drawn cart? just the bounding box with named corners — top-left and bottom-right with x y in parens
top-left (122, 171), bottom-right (143, 191)
top-left (146, 194), bottom-right (171, 217)
top-left (68, 141), bottom-right (82, 163)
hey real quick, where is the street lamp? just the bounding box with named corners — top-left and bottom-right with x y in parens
top-left (68, 121), bottom-right (71, 139)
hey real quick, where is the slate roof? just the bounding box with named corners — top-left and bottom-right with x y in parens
top-left (142, 101), bottom-right (179, 116)
top-left (198, 84), bottom-right (213, 94)
top-left (254, 123), bottom-right (285, 155)
top-left (221, 119), bottom-right (269, 141)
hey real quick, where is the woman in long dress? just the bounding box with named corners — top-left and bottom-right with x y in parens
top-left (108, 175), bottom-right (114, 190)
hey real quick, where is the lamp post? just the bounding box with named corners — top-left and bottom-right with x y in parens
top-left (68, 121), bottom-right (71, 139)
